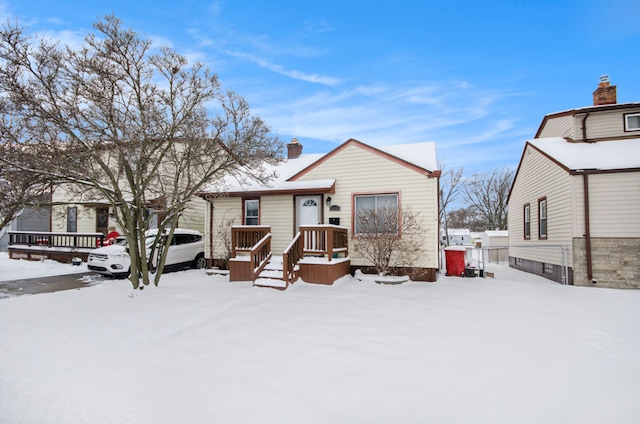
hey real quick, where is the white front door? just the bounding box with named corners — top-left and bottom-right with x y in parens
top-left (296, 195), bottom-right (321, 231)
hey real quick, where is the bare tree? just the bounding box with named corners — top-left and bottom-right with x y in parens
top-left (438, 162), bottom-right (465, 246)
top-left (352, 205), bottom-right (426, 276)
top-left (446, 206), bottom-right (483, 232)
top-left (215, 215), bottom-right (235, 269)
top-left (0, 155), bottom-right (52, 232)
top-left (464, 167), bottom-right (514, 230)
top-left (0, 16), bottom-right (282, 288)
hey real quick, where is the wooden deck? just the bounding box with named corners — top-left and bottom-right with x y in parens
top-left (298, 257), bottom-right (351, 285)
top-left (7, 231), bottom-right (106, 263)
top-left (229, 225), bottom-right (350, 288)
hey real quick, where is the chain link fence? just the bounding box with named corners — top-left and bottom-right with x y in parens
top-left (441, 245), bottom-right (572, 285)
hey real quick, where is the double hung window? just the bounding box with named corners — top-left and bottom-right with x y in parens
top-left (624, 113), bottom-right (640, 131)
top-left (353, 193), bottom-right (399, 234)
top-left (523, 204), bottom-right (531, 239)
top-left (244, 199), bottom-right (259, 225)
top-left (67, 207), bottom-right (77, 233)
top-left (538, 198), bottom-right (547, 239)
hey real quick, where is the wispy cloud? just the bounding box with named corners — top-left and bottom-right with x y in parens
top-left (223, 49), bottom-right (343, 86)
top-left (39, 29), bottom-right (86, 49)
top-left (251, 79), bottom-right (521, 155)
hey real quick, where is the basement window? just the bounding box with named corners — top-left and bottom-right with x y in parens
top-left (543, 263), bottom-right (554, 274)
top-left (625, 113), bottom-right (640, 131)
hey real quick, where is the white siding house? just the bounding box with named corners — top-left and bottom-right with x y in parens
top-left (508, 79), bottom-right (640, 288)
top-left (200, 138), bottom-right (441, 281)
top-left (442, 228), bottom-right (472, 246)
top-left (50, 186), bottom-right (206, 238)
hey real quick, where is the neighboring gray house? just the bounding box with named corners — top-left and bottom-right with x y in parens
top-left (442, 228), bottom-right (472, 246)
top-left (475, 230), bottom-right (508, 248)
top-left (508, 78), bottom-right (640, 288)
top-left (0, 205), bottom-right (51, 251)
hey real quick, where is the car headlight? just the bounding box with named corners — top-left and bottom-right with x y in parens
top-left (111, 253), bottom-right (130, 259)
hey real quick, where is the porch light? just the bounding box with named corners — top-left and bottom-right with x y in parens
top-left (326, 197), bottom-right (332, 206)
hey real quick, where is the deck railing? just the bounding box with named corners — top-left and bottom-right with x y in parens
top-left (282, 232), bottom-right (303, 284)
top-left (229, 225), bottom-right (348, 284)
top-left (300, 225), bottom-right (348, 261)
top-left (229, 226), bottom-right (272, 282)
top-left (231, 225), bottom-right (271, 255)
top-left (250, 232), bottom-right (272, 278)
top-left (9, 231), bottom-right (105, 249)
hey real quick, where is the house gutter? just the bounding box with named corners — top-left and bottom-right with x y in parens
top-left (582, 173), bottom-right (593, 281)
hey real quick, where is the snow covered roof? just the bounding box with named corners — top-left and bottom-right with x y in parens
top-left (528, 137), bottom-right (640, 171)
top-left (201, 139), bottom-right (438, 195)
top-left (482, 230), bottom-right (508, 238)
top-left (447, 228), bottom-right (471, 235)
top-left (376, 142), bottom-right (437, 172)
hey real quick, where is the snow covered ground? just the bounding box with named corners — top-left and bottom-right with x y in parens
top-left (0, 252), bottom-right (88, 282)
top-left (1, 252), bottom-right (639, 423)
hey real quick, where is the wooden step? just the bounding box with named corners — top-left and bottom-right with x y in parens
top-left (259, 269), bottom-right (284, 279)
top-left (253, 277), bottom-right (287, 290)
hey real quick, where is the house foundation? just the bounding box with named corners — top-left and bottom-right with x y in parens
top-left (573, 237), bottom-right (640, 289)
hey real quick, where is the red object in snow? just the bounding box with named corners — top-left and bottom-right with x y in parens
top-left (106, 230), bottom-right (120, 245)
top-left (445, 247), bottom-right (466, 277)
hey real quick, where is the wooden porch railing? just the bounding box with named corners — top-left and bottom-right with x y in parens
top-left (9, 231), bottom-right (105, 249)
top-left (300, 225), bottom-right (348, 261)
top-left (282, 232), bottom-right (303, 284)
top-left (229, 225), bottom-right (348, 285)
top-left (231, 225), bottom-right (271, 255)
top-left (229, 226), bottom-right (272, 282)
top-left (249, 232), bottom-right (272, 278)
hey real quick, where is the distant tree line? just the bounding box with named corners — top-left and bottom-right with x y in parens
top-left (439, 164), bottom-right (514, 238)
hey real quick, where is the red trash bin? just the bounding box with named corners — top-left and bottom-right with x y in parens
top-left (444, 247), bottom-right (466, 277)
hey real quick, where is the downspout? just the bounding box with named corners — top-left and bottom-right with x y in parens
top-left (205, 197), bottom-right (215, 269)
top-left (583, 173), bottom-right (593, 282)
top-left (581, 112), bottom-right (590, 142)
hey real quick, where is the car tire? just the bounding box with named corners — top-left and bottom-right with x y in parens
top-left (194, 253), bottom-right (206, 269)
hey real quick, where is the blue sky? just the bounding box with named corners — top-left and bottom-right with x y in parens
top-left (3, 0), bottom-right (639, 174)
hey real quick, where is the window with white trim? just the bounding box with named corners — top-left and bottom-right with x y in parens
top-left (538, 198), bottom-right (547, 239)
top-left (67, 207), bottom-right (77, 232)
top-left (354, 193), bottom-right (399, 234)
top-left (523, 203), bottom-right (530, 240)
top-left (244, 199), bottom-right (259, 225)
top-left (624, 113), bottom-right (640, 131)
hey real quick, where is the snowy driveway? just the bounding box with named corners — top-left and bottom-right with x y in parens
top-left (1, 267), bottom-right (639, 424)
top-left (0, 272), bottom-right (95, 297)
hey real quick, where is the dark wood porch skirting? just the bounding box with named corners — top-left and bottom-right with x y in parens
top-left (350, 266), bottom-right (438, 282)
top-left (8, 246), bottom-right (93, 263)
top-left (299, 258), bottom-right (351, 285)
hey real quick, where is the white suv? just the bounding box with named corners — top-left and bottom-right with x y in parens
top-left (88, 229), bottom-right (206, 278)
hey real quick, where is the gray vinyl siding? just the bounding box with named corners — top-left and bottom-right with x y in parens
top-left (574, 109), bottom-right (640, 140)
top-left (539, 106), bottom-right (640, 141)
top-left (15, 206), bottom-right (50, 232)
top-left (538, 115), bottom-right (574, 138)
top-left (508, 145), bottom-right (574, 266)
top-left (586, 172), bottom-right (640, 238)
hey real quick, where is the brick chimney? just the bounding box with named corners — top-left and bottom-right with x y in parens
top-left (287, 137), bottom-right (303, 159)
top-left (593, 75), bottom-right (617, 106)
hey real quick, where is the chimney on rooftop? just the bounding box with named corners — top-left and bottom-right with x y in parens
top-left (592, 75), bottom-right (617, 106)
top-left (287, 137), bottom-right (303, 159)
